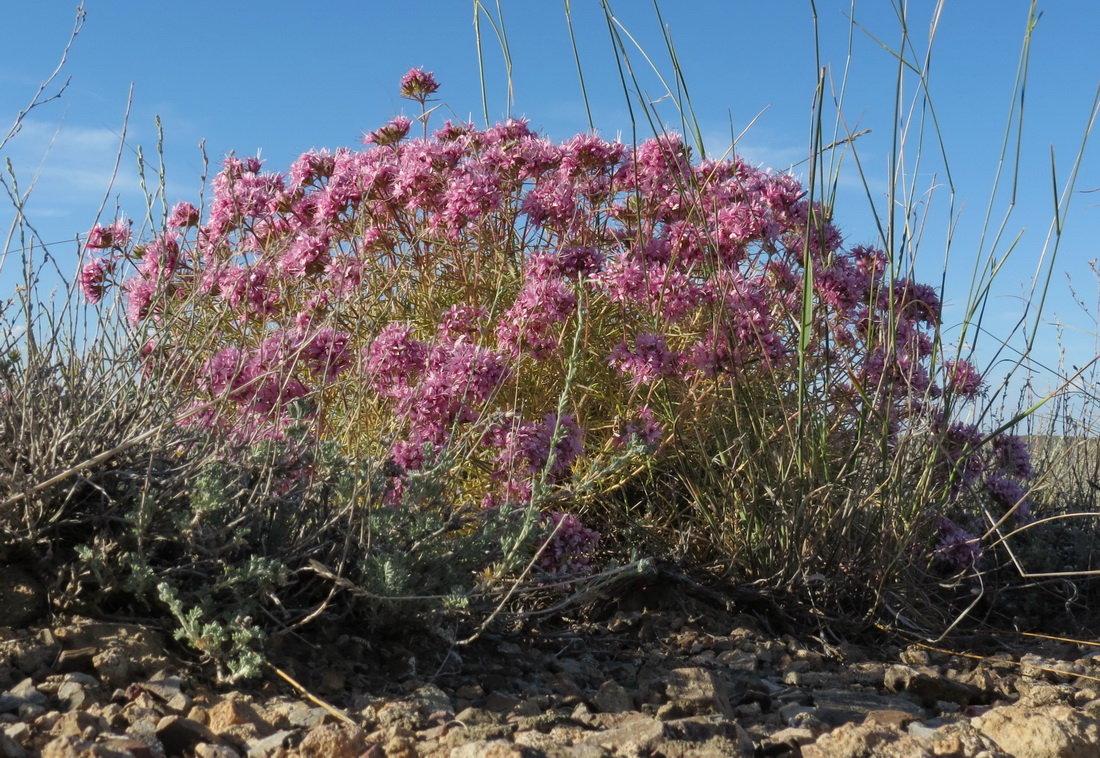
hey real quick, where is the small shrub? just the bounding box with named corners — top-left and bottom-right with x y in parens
top-left (82, 70), bottom-right (1030, 605)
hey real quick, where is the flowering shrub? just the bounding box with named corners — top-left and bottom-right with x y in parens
top-left (80, 69), bottom-right (1032, 579)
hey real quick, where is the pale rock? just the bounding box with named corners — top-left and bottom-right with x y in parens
top-left (663, 668), bottom-right (733, 718)
top-left (592, 680), bottom-right (632, 714)
top-left (295, 723), bottom-right (368, 758)
top-left (801, 721), bottom-right (935, 758)
top-left (975, 702), bottom-right (1100, 758)
top-left (450, 739), bottom-right (537, 757)
top-left (206, 699), bottom-right (268, 736)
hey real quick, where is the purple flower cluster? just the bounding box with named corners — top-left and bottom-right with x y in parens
top-left (539, 512), bottom-right (600, 575)
top-left (934, 516), bottom-right (983, 572)
top-left (992, 433), bottom-right (1033, 479)
top-left (614, 405), bottom-right (663, 448)
top-left (926, 420), bottom-right (1035, 571)
top-left (365, 116), bottom-right (413, 148)
top-left (78, 255), bottom-right (112, 305)
top-left (496, 256), bottom-right (579, 360)
top-left (482, 412), bottom-right (585, 509)
top-left (367, 329), bottom-right (511, 474)
top-left (498, 412), bottom-right (584, 479)
top-left (80, 218), bottom-right (134, 304)
top-left (944, 359), bottom-right (985, 398)
top-left (168, 202), bottom-right (201, 229)
top-left (608, 333), bottom-right (679, 388)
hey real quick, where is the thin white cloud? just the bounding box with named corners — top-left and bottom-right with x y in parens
top-left (1, 117), bottom-right (144, 216)
top-left (0, 116), bottom-right (204, 250)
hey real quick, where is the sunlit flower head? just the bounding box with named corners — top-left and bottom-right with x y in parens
top-left (399, 67), bottom-right (440, 103)
top-left (85, 219), bottom-right (131, 249)
top-left (364, 116), bottom-right (413, 147)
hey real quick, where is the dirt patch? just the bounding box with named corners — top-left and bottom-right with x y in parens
top-left (3, 566), bottom-right (1100, 757)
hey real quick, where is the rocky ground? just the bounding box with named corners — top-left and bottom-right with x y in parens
top-left (4, 564), bottom-right (1100, 757)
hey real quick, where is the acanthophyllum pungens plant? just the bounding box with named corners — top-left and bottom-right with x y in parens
top-left (81, 68), bottom-right (1033, 593)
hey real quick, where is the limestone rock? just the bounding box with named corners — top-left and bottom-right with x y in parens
top-left (663, 668), bottom-right (734, 718)
top-left (802, 721), bottom-right (935, 758)
top-left (296, 724), bottom-right (368, 758)
top-left (592, 680), bottom-right (633, 714)
top-left (975, 702), bottom-right (1100, 758)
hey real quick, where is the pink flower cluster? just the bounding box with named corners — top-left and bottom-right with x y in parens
top-left (485, 412), bottom-right (585, 507)
top-left (365, 327), bottom-right (510, 474)
top-left (614, 405), bottom-right (663, 448)
top-left (181, 325), bottom-right (352, 444)
top-left (399, 67), bottom-right (440, 104)
top-left (80, 219), bottom-right (132, 304)
top-left (81, 68), bottom-right (1032, 576)
top-left (85, 218), bottom-right (132, 250)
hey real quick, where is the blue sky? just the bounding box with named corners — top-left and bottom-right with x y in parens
top-left (3, 1), bottom-right (1100, 415)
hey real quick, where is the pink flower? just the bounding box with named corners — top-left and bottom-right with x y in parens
top-left (985, 475), bottom-right (1030, 520)
top-left (299, 326), bottom-right (352, 381)
top-left (496, 267), bottom-right (578, 359)
top-left (399, 67), bottom-right (440, 103)
top-left (992, 433), bottom-right (1033, 479)
top-left (386, 342), bottom-right (506, 449)
top-left (497, 412), bottom-right (584, 482)
top-left (79, 256), bottom-right (112, 303)
top-left (433, 120), bottom-right (475, 143)
top-left (323, 255), bottom-right (363, 297)
top-left (614, 405), bottom-right (663, 448)
top-left (279, 232), bottom-right (331, 276)
top-left (365, 324), bottom-right (428, 398)
top-left (852, 245), bottom-right (887, 279)
top-left (364, 116), bottom-right (412, 147)
top-left (938, 421), bottom-right (985, 484)
top-left (288, 149), bottom-right (335, 189)
top-left (293, 293), bottom-right (331, 328)
top-left (167, 202), bottom-right (200, 229)
top-left (440, 163), bottom-right (505, 232)
top-left (886, 279), bottom-right (942, 326)
top-left (559, 133), bottom-right (624, 175)
top-left (137, 234), bottom-right (182, 281)
top-left (521, 172), bottom-right (578, 230)
top-left (608, 333), bottom-right (678, 388)
top-left (207, 164), bottom-right (288, 230)
top-left (438, 303), bottom-right (488, 341)
top-left (815, 262), bottom-right (869, 314)
top-left (431, 339), bottom-right (509, 408)
top-left (199, 346), bottom-right (246, 397)
top-left (934, 517), bottom-right (982, 572)
top-left (553, 246), bottom-right (605, 279)
top-left (85, 219), bottom-right (131, 249)
top-left (123, 275), bottom-right (157, 325)
top-left (944, 359), bottom-right (985, 399)
top-left (218, 263), bottom-right (278, 317)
